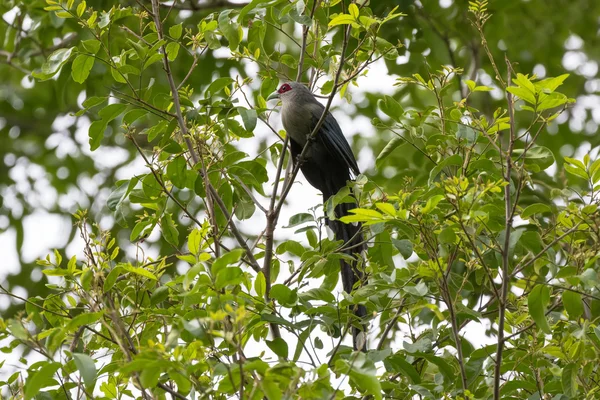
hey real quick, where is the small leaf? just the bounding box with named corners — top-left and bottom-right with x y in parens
top-left (521, 203), bottom-right (551, 219)
top-left (421, 195), bottom-right (444, 214)
top-left (161, 213), bottom-right (179, 246)
top-left (527, 284), bottom-right (551, 334)
top-left (266, 337), bottom-right (288, 358)
top-left (188, 229), bottom-right (201, 256)
top-left (456, 124), bottom-right (477, 144)
top-left (378, 95), bottom-right (403, 122)
top-left (81, 39), bottom-right (100, 54)
top-left (393, 239), bottom-right (413, 259)
top-left (376, 136), bottom-right (403, 167)
top-left (24, 362), bottom-right (61, 399)
top-left (238, 107), bottom-right (257, 132)
top-left (562, 363), bottom-right (578, 398)
top-left (124, 265), bottom-right (158, 281)
top-left (428, 154), bottom-right (462, 184)
top-left (165, 42), bottom-right (180, 61)
top-left (169, 23), bottom-right (183, 39)
top-left (73, 353), bottom-right (97, 388)
top-left (39, 47), bottom-right (75, 78)
top-left (206, 77), bottom-right (234, 97)
top-left (255, 271), bottom-right (266, 298)
top-left (77, 0), bottom-right (86, 17)
top-left (562, 290), bottom-right (583, 320)
top-left (284, 213), bottom-right (314, 228)
top-left (383, 355), bottom-right (421, 383)
top-left (71, 54), bottom-right (95, 83)
top-left (270, 284), bottom-right (297, 307)
top-left (329, 14), bottom-right (355, 26)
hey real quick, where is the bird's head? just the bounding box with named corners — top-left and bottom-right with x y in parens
top-left (267, 82), bottom-right (311, 104)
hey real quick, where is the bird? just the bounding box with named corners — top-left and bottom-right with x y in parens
top-left (267, 81), bottom-right (367, 351)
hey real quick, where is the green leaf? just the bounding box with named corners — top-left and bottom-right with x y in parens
top-left (139, 364), bottom-right (161, 388)
top-left (438, 227), bottom-right (457, 244)
top-left (521, 203), bottom-right (552, 219)
top-left (506, 86), bottom-right (536, 104)
top-left (383, 354), bottom-right (421, 383)
top-left (124, 265), bottom-right (158, 281)
top-left (266, 337), bottom-right (288, 358)
top-left (270, 284), bottom-right (297, 307)
top-left (82, 96), bottom-right (106, 109)
top-left (564, 163), bottom-right (588, 180)
top-left (99, 103), bottom-right (127, 121)
top-left (24, 362), bottom-right (61, 400)
top-left (238, 0), bottom-right (269, 23)
top-left (165, 42), bottom-right (180, 61)
top-left (67, 311), bottom-right (103, 331)
top-left (122, 109), bottom-right (147, 125)
top-left (98, 11), bottom-right (110, 28)
top-left (403, 281), bottom-right (428, 297)
top-left (218, 10), bottom-right (241, 51)
top-left (73, 353), bottom-right (97, 388)
top-left (206, 77), bottom-right (234, 97)
top-left (77, 0), bottom-right (86, 16)
top-left (329, 14), bottom-right (356, 26)
top-left (527, 284), bottom-right (551, 334)
top-left (299, 288), bottom-right (336, 303)
top-left (215, 266), bottom-right (243, 290)
top-left (188, 228), bottom-right (201, 256)
top-left (169, 23), bottom-right (183, 39)
top-left (535, 74), bottom-right (569, 92)
top-left (512, 146), bottom-right (555, 172)
top-left (81, 39), bottom-right (100, 54)
top-left (428, 154), bottom-right (462, 184)
top-left (456, 124), bottom-right (477, 144)
top-left (143, 53), bottom-right (164, 70)
top-left (378, 95), bottom-right (403, 122)
top-left (107, 180), bottom-right (129, 212)
top-left (238, 107), bottom-right (257, 132)
top-left (71, 54), bottom-right (95, 84)
top-left (348, 3), bottom-right (359, 18)
top-left (35, 47), bottom-right (75, 80)
top-left (161, 214), bottom-right (179, 246)
top-left (284, 213), bottom-right (314, 228)
top-left (562, 363), bottom-right (578, 398)
top-left (537, 92), bottom-right (568, 111)
top-left (212, 248), bottom-right (244, 275)
top-left (421, 195), bottom-right (444, 214)
top-left (393, 239), bottom-right (413, 259)
top-left (167, 156), bottom-right (187, 188)
top-left (562, 290), bottom-right (583, 320)
top-left (255, 271), bottom-right (266, 298)
top-left (376, 136), bottom-right (404, 167)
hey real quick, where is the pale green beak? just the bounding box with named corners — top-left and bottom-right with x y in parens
top-left (266, 91), bottom-right (280, 101)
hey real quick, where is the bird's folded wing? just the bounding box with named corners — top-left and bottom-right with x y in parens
top-left (308, 106), bottom-right (360, 176)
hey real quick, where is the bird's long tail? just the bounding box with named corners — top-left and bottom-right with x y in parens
top-left (324, 185), bottom-right (367, 352)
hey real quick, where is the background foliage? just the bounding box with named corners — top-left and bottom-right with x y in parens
top-left (1, 0), bottom-right (600, 399)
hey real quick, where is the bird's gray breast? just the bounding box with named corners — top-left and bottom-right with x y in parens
top-left (281, 102), bottom-right (314, 146)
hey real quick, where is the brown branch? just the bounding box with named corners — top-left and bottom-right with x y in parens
top-left (161, 0), bottom-right (249, 11)
top-left (296, 0), bottom-right (319, 82)
top-left (376, 298), bottom-right (406, 350)
top-left (149, 0), bottom-right (260, 272)
top-left (494, 55), bottom-right (515, 400)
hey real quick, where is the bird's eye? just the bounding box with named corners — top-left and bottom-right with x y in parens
top-left (279, 83), bottom-right (292, 93)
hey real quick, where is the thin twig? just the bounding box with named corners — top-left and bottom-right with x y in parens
top-left (494, 55), bottom-right (515, 400)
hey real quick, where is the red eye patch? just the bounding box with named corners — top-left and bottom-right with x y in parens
top-left (278, 83), bottom-right (292, 93)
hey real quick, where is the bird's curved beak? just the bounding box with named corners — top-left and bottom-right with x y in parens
top-left (266, 91), bottom-right (280, 101)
